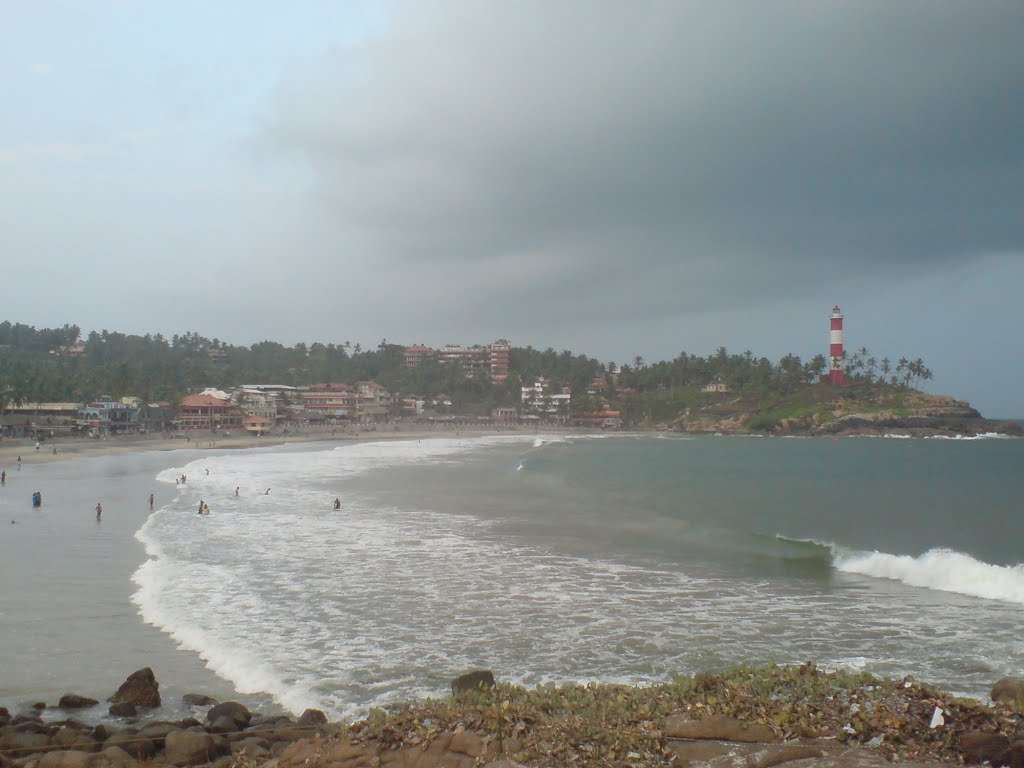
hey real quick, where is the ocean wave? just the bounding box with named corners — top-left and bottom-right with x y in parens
top-left (130, 555), bottom-right (320, 714)
top-left (833, 547), bottom-right (1024, 605)
top-left (923, 433), bottom-right (1017, 441)
top-left (532, 436), bottom-right (573, 448)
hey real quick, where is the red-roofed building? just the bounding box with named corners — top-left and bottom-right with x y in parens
top-left (574, 406), bottom-right (622, 429)
top-left (177, 394), bottom-right (242, 431)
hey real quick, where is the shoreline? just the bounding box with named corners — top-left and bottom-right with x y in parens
top-left (3, 420), bottom-right (1017, 475)
top-left (0, 424), bottom-right (555, 469)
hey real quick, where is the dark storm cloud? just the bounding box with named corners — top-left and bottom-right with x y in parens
top-left (262, 1), bottom-right (1023, 324)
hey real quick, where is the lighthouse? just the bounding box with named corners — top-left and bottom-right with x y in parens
top-left (829, 305), bottom-right (845, 384)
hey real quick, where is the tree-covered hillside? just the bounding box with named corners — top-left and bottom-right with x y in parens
top-left (0, 321), bottom-right (934, 427)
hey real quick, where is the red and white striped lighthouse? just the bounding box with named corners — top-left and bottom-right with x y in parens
top-left (829, 305), bottom-right (845, 384)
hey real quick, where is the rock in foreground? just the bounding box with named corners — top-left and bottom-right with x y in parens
top-left (109, 668), bottom-right (160, 709)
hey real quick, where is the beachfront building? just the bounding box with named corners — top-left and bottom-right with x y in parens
top-left (301, 383), bottom-right (356, 420)
top-left (0, 402), bottom-right (82, 438)
top-left (492, 405), bottom-right (518, 423)
top-left (236, 389), bottom-right (281, 423)
top-left (574, 405), bottom-right (623, 429)
top-left (77, 396), bottom-right (146, 436)
top-left (176, 393), bottom-right (243, 431)
top-left (521, 377), bottom-right (571, 416)
top-left (242, 415), bottom-right (272, 435)
top-left (355, 381), bottom-right (392, 422)
top-left (402, 397), bottom-right (425, 416)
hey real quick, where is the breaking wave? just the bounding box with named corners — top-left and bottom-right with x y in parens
top-left (833, 548), bottom-right (1024, 605)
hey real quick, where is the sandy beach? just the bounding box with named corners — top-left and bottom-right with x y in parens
top-left (0, 424), bottom-right (544, 469)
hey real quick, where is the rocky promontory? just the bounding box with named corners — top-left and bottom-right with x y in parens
top-left (4, 665), bottom-right (1024, 768)
top-left (669, 387), bottom-right (1022, 437)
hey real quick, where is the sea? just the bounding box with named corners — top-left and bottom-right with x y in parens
top-left (1, 432), bottom-right (1022, 723)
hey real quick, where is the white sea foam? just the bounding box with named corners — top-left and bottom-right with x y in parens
top-left (923, 432), bottom-right (1016, 441)
top-left (128, 434), bottom-right (1024, 718)
top-left (834, 548), bottom-right (1024, 605)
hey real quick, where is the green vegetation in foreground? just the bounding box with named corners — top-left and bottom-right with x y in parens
top-left (340, 664), bottom-right (1017, 767)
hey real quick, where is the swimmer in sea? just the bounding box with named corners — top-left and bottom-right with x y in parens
top-left (265, 488), bottom-right (271, 495)
top-left (333, 498), bottom-right (341, 510)
top-left (95, 502), bottom-right (102, 520)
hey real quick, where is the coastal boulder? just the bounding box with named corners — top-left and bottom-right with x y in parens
top-left (89, 746), bottom-right (139, 768)
top-left (0, 730), bottom-right (51, 757)
top-left (57, 696), bottom-right (98, 711)
top-left (102, 733), bottom-right (154, 762)
top-left (36, 750), bottom-right (94, 768)
top-left (231, 738), bottom-right (271, 760)
top-left (51, 728), bottom-right (98, 754)
top-left (992, 677), bottom-right (1024, 705)
top-left (960, 732), bottom-right (1010, 766)
top-left (296, 709), bottom-right (327, 728)
top-left (181, 694), bottom-right (217, 707)
top-left (204, 703), bottom-right (250, 729)
top-left (204, 716), bottom-right (237, 735)
top-left (451, 670), bottom-right (496, 696)
top-left (106, 703), bottom-right (136, 719)
top-left (109, 669), bottom-right (160, 709)
top-left (136, 722), bottom-right (179, 749)
top-left (662, 713), bottom-right (776, 743)
top-left (12, 720), bottom-right (53, 735)
top-left (164, 730), bottom-right (228, 767)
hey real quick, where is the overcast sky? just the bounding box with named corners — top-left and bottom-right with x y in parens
top-left (2, 2), bottom-right (1022, 415)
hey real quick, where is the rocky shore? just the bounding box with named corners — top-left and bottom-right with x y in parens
top-left (4, 666), bottom-right (1024, 768)
top-left (670, 392), bottom-right (1022, 438)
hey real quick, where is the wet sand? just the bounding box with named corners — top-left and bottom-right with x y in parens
top-left (0, 424), bottom-right (541, 469)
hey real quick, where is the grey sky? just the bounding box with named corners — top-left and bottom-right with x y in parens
top-left (1, 2), bottom-right (1022, 414)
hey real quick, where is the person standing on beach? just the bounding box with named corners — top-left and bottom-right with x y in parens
top-left (95, 502), bottom-right (102, 520)
top-left (1, 470), bottom-right (5, 486)
top-left (198, 500), bottom-right (205, 515)
top-left (334, 498), bottom-right (341, 510)
top-left (17, 456), bottom-right (22, 469)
